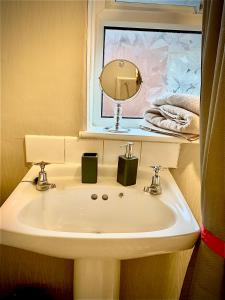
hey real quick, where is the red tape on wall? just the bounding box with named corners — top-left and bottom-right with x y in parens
top-left (201, 225), bottom-right (225, 258)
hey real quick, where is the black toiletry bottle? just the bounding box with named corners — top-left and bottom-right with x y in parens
top-left (117, 142), bottom-right (138, 186)
top-left (82, 153), bottom-right (98, 183)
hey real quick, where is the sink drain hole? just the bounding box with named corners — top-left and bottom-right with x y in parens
top-left (102, 194), bottom-right (108, 200)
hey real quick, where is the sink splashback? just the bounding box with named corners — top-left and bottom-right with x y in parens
top-left (25, 135), bottom-right (180, 167)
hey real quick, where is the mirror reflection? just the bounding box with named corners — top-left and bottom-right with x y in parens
top-left (99, 59), bottom-right (142, 101)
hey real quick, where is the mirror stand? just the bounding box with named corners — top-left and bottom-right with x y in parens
top-left (106, 103), bottom-right (129, 133)
top-left (99, 59), bottom-right (142, 133)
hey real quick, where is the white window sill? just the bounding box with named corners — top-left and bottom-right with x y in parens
top-left (79, 128), bottom-right (199, 144)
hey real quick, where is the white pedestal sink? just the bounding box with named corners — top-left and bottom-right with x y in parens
top-left (1, 164), bottom-right (199, 299)
top-left (74, 258), bottom-right (120, 299)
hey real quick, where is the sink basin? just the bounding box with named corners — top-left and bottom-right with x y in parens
top-left (19, 185), bottom-right (175, 234)
top-left (1, 163), bottom-right (199, 299)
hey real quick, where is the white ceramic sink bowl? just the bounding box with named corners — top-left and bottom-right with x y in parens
top-left (19, 185), bottom-right (175, 233)
top-left (1, 164), bottom-right (199, 299)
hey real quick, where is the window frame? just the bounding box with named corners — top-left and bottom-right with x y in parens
top-left (86, 0), bottom-right (202, 131)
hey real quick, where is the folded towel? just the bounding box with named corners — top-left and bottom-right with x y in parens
top-left (140, 119), bottom-right (199, 141)
top-left (152, 93), bottom-right (200, 115)
top-left (140, 94), bottom-right (200, 141)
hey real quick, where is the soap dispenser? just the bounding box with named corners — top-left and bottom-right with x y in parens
top-left (117, 142), bottom-right (138, 186)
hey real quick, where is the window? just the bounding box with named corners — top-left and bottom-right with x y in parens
top-left (87, 0), bottom-right (202, 130)
top-left (102, 27), bottom-right (201, 119)
top-left (115, 0), bottom-right (202, 10)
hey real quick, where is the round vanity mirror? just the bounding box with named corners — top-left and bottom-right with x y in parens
top-left (99, 59), bottom-right (142, 133)
top-left (99, 59), bottom-right (142, 101)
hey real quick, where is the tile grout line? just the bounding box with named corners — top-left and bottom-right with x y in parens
top-left (102, 139), bottom-right (105, 165)
top-left (64, 137), bottom-right (66, 163)
top-left (139, 141), bottom-right (143, 167)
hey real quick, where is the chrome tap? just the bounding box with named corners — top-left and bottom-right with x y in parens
top-left (34, 161), bottom-right (56, 191)
top-left (144, 166), bottom-right (162, 195)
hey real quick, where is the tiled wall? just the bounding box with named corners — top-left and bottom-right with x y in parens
top-left (25, 135), bottom-right (180, 168)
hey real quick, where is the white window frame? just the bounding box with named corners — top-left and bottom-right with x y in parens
top-left (86, 0), bottom-right (202, 131)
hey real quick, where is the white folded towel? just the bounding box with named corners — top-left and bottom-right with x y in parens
top-left (140, 94), bottom-right (200, 141)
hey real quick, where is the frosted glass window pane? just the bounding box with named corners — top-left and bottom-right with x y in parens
top-left (102, 27), bottom-right (201, 118)
top-left (115, 0), bottom-right (201, 7)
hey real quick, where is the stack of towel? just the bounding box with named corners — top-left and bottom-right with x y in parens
top-left (140, 94), bottom-right (200, 141)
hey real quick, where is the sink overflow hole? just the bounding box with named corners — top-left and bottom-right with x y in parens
top-left (91, 194), bottom-right (98, 200)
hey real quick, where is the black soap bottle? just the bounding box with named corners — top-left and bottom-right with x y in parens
top-left (117, 142), bottom-right (138, 186)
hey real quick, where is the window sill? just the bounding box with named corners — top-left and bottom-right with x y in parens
top-left (79, 128), bottom-right (199, 144)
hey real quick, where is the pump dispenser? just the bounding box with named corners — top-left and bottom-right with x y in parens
top-left (117, 142), bottom-right (138, 186)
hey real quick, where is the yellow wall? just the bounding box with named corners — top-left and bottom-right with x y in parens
top-left (1, 0), bottom-right (87, 202)
top-left (0, 1), bottom-right (2, 200)
top-left (0, 1), bottom-right (201, 299)
top-left (171, 143), bottom-right (201, 225)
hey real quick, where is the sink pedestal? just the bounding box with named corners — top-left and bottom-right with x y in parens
top-left (74, 258), bottom-right (120, 300)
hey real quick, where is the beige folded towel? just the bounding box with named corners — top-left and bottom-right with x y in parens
top-left (152, 93), bottom-right (200, 115)
top-left (140, 119), bottom-right (199, 141)
top-left (140, 94), bottom-right (200, 141)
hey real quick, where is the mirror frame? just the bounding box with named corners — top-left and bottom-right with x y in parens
top-left (99, 59), bottom-right (143, 101)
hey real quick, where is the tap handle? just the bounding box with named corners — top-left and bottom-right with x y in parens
top-left (150, 165), bottom-right (162, 175)
top-left (34, 161), bottom-right (50, 172)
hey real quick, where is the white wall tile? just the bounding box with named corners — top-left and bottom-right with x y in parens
top-left (25, 135), bottom-right (180, 168)
top-left (25, 135), bottom-right (65, 163)
top-left (65, 137), bottom-right (103, 163)
top-left (140, 142), bottom-right (180, 168)
top-left (103, 140), bottom-right (141, 165)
